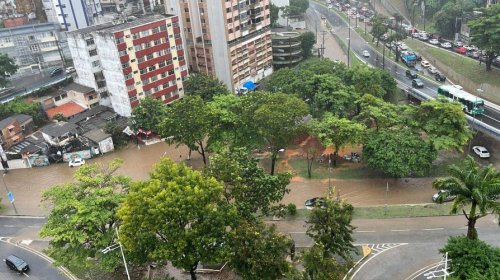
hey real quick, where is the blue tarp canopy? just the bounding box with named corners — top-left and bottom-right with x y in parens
top-left (242, 81), bottom-right (256, 91)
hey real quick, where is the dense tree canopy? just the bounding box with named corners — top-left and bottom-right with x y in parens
top-left (40, 160), bottom-right (130, 275)
top-left (370, 14), bottom-right (389, 46)
top-left (468, 4), bottom-right (500, 71)
top-left (184, 73), bottom-right (230, 101)
top-left (118, 158), bottom-right (235, 280)
top-left (301, 31), bottom-right (316, 58)
top-left (131, 97), bottom-right (167, 132)
top-left (363, 129), bottom-right (437, 178)
top-left (0, 53), bottom-right (17, 87)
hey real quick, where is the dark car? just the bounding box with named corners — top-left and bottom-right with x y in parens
top-left (405, 69), bottom-right (418, 79)
top-left (412, 78), bottom-right (424, 88)
top-left (432, 190), bottom-right (456, 203)
top-left (4, 255), bottom-right (29, 273)
top-left (435, 72), bottom-right (446, 82)
top-left (305, 197), bottom-right (326, 209)
top-left (50, 67), bottom-right (63, 77)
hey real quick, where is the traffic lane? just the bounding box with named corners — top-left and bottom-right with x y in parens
top-left (0, 217), bottom-right (45, 238)
top-left (0, 241), bottom-right (68, 280)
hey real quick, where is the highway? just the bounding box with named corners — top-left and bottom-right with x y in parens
top-left (309, 2), bottom-right (500, 131)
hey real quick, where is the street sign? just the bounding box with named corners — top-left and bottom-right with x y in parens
top-left (7, 191), bottom-right (14, 203)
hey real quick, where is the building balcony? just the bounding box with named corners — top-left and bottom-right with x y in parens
top-left (273, 57), bottom-right (304, 65)
top-left (272, 41), bottom-right (301, 48)
top-left (273, 49), bottom-right (302, 56)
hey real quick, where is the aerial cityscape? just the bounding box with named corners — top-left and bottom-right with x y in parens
top-left (0, 0), bottom-right (499, 279)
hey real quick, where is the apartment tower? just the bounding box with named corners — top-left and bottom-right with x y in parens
top-left (67, 14), bottom-right (188, 117)
top-left (164, 0), bottom-right (273, 92)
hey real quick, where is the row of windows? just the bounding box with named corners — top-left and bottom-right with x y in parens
top-left (130, 22), bottom-right (179, 40)
top-left (130, 90), bottom-right (179, 103)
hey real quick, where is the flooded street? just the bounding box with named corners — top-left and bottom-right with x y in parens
top-left (0, 142), bottom-right (200, 215)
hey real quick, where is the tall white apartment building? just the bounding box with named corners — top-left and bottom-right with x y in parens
top-left (164, 0), bottom-right (273, 92)
top-left (42, 0), bottom-right (103, 31)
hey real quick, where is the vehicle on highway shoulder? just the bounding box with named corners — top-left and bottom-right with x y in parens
top-left (440, 42), bottom-right (452, 49)
top-left (429, 38), bottom-right (439, 45)
top-left (4, 255), bottom-right (30, 273)
top-left (421, 60), bottom-right (431, 68)
top-left (437, 85), bottom-right (484, 115)
top-left (427, 66), bottom-right (438, 74)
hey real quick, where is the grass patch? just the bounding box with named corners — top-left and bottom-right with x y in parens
top-left (290, 203), bottom-right (457, 220)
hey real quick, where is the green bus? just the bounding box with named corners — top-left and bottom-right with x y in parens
top-left (437, 85), bottom-right (484, 115)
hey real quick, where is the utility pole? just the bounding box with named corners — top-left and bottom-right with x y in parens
top-left (347, 17), bottom-right (351, 67)
top-left (2, 173), bottom-right (17, 214)
top-left (320, 31), bottom-right (327, 58)
top-left (382, 42), bottom-right (386, 69)
top-left (102, 228), bottom-right (131, 280)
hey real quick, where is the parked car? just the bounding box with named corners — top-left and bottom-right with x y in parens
top-left (429, 38), bottom-right (439, 45)
top-left (50, 67), bottom-right (63, 77)
top-left (472, 146), bottom-right (490, 159)
top-left (427, 66), bottom-right (438, 74)
top-left (421, 60), bottom-right (431, 68)
top-left (65, 66), bottom-right (76, 74)
top-left (432, 190), bottom-right (457, 203)
top-left (454, 47), bottom-right (467, 55)
top-left (4, 255), bottom-right (29, 273)
top-left (305, 197), bottom-right (326, 209)
top-left (453, 41), bottom-right (464, 47)
top-left (362, 50), bottom-right (370, 57)
top-left (69, 158), bottom-right (86, 167)
top-left (467, 51), bottom-right (480, 59)
top-left (412, 78), bottom-right (424, 88)
top-left (440, 42), bottom-right (452, 48)
top-left (435, 72), bottom-right (446, 82)
top-left (405, 69), bottom-right (418, 79)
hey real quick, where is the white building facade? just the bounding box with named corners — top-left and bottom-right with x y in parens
top-left (42, 0), bottom-right (103, 31)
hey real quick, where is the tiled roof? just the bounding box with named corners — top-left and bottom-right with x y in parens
top-left (0, 117), bottom-right (16, 130)
top-left (46, 102), bottom-right (87, 119)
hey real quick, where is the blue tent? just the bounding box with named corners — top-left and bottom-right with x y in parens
top-left (242, 81), bottom-right (256, 91)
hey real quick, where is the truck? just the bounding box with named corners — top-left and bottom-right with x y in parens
top-left (401, 51), bottom-right (417, 67)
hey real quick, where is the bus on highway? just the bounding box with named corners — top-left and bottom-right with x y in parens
top-left (437, 85), bottom-right (484, 115)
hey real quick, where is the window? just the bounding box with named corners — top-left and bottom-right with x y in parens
top-left (143, 78), bottom-right (150, 85)
top-left (168, 69), bottom-right (175, 76)
top-left (144, 42), bottom-right (151, 48)
top-left (145, 89), bottom-right (152, 95)
top-left (166, 59), bottom-right (173, 65)
top-left (127, 84), bottom-right (134, 91)
top-left (138, 56), bottom-right (146, 63)
top-left (154, 86), bottom-right (161, 92)
top-left (161, 72), bottom-right (167, 78)
top-left (173, 22), bottom-right (179, 28)
top-left (174, 33), bottom-right (181, 39)
top-left (148, 65), bottom-right (156, 72)
top-left (140, 30), bottom-right (149, 37)
top-left (132, 33), bottom-right (140, 39)
top-left (178, 55), bottom-right (184, 61)
top-left (86, 38), bottom-right (95, 46)
top-left (115, 37), bottom-right (124, 44)
top-left (160, 25), bottom-right (167, 31)
top-left (119, 50), bottom-right (127, 56)
top-left (146, 54), bottom-right (154, 60)
top-left (152, 27), bottom-right (160, 34)
top-left (129, 95), bottom-right (137, 102)
top-left (176, 44), bottom-right (183, 50)
top-left (201, 18), bottom-right (206, 23)
top-left (159, 61), bottom-right (166, 68)
top-left (30, 44), bottom-right (40, 52)
top-left (122, 62), bottom-right (129, 68)
top-left (186, 18), bottom-right (191, 23)
top-left (163, 83), bottom-right (169, 89)
top-left (125, 73), bottom-right (132, 80)
top-left (89, 49), bottom-right (98, 56)
top-left (92, 60), bottom-right (100, 67)
top-left (154, 39), bottom-right (161, 45)
top-left (151, 75), bottom-right (158, 82)
top-left (134, 45), bottom-right (143, 51)
top-left (54, 96), bottom-right (61, 101)
top-left (140, 68), bottom-right (147, 74)
top-left (184, 8), bottom-right (189, 12)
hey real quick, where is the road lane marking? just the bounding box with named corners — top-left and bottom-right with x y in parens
top-left (0, 215), bottom-right (46, 219)
top-left (23, 272), bottom-right (30, 278)
top-left (351, 243), bottom-right (408, 279)
top-left (391, 229), bottom-right (410, 232)
top-left (423, 227), bottom-right (444, 231)
top-left (356, 230), bottom-right (376, 233)
top-left (288, 231), bottom-right (306, 234)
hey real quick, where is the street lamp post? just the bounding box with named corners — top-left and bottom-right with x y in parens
top-left (102, 228), bottom-right (131, 280)
top-left (2, 173), bottom-right (17, 214)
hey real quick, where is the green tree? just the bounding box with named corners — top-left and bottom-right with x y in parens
top-left (413, 99), bottom-right (471, 151)
top-left (131, 97), bottom-right (167, 132)
top-left (0, 53), bottom-right (17, 87)
top-left (301, 31), bottom-right (316, 58)
top-left (207, 148), bottom-right (292, 219)
top-left (468, 4), bottom-right (500, 71)
top-left (52, 112), bottom-right (67, 122)
top-left (310, 113), bottom-right (365, 166)
top-left (159, 96), bottom-right (212, 165)
top-left (439, 236), bottom-right (500, 280)
top-left (283, 0), bottom-right (309, 17)
top-left (433, 2), bottom-right (463, 39)
top-left (363, 129), bottom-right (437, 177)
top-left (0, 97), bottom-right (45, 125)
top-left (345, 65), bottom-right (388, 99)
top-left (387, 31), bottom-right (407, 63)
top-left (304, 194), bottom-right (356, 279)
top-left (184, 73), bottom-right (229, 101)
top-left (270, 3), bottom-right (280, 26)
top-left (306, 74), bottom-right (358, 117)
top-left (104, 122), bottom-right (129, 149)
top-left (354, 94), bottom-right (401, 131)
top-left (302, 243), bottom-right (350, 280)
top-left (240, 92), bottom-right (309, 175)
top-left (228, 221), bottom-right (295, 280)
top-left (39, 160), bottom-right (130, 274)
top-left (118, 158), bottom-right (234, 280)
top-left (370, 15), bottom-right (389, 46)
top-left (433, 156), bottom-right (500, 239)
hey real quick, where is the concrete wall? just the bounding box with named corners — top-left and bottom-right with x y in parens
top-left (208, 0), bottom-right (231, 89)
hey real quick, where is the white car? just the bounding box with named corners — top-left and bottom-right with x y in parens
top-left (441, 42), bottom-right (452, 48)
top-left (421, 60), bottom-right (431, 68)
top-left (427, 66), bottom-right (438, 74)
top-left (399, 44), bottom-right (408, 51)
top-left (472, 146), bottom-right (490, 158)
top-left (65, 67), bottom-right (76, 74)
top-left (362, 50), bottom-right (370, 57)
top-left (429, 39), bottom-right (439, 45)
top-left (69, 158), bottom-right (86, 167)
top-left (327, 4), bottom-right (333, 9)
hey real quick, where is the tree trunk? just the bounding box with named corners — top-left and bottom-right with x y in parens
top-left (197, 141), bottom-right (207, 165)
top-left (376, 37), bottom-right (380, 47)
top-left (189, 261), bottom-right (198, 280)
top-left (270, 151), bottom-right (278, 175)
top-left (307, 153), bottom-right (313, 179)
top-left (466, 202), bottom-right (478, 239)
top-left (332, 149), bottom-right (338, 166)
top-left (486, 53), bottom-right (494, 71)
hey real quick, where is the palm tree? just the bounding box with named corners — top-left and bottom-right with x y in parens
top-left (433, 156), bottom-right (500, 239)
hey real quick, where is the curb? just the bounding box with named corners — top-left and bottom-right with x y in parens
top-left (342, 245), bottom-right (372, 280)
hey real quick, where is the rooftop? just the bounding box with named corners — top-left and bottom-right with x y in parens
top-left (40, 122), bottom-right (79, 138)
top-left (13, 114), bottom-right (33, 124)
top-left (83, 129), bottom-right (111, 143)
top-left (0, 22), bottom-right (59, 38)
top-left (67, 14), bottom-right (174, 35)
top-left (61, 83), bottom-right (95, 94)
top-left (46, 102), bottom-right (87, 119)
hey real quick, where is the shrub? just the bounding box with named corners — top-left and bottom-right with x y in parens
top-left (287, 203), bottom-right (297, 216)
